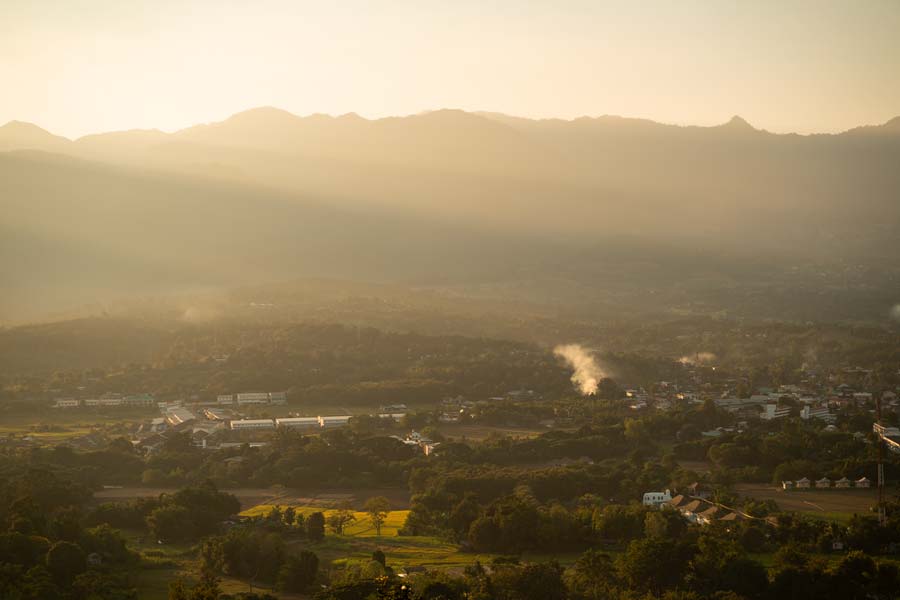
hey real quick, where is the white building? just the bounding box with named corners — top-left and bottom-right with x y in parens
top-left (230, 419), bottom-right (275, 430)
top-left (237, 392), bottom-right (270, 405)
top-left (760, 404), bottom-right (791, 420)
top-left (269, 391), bottom-right (288, 405)
top-left (642, 489), bottom-right (672, 507)
top-left (53, 398), bottom-right (80, 408)
top-left (276, 417), bottom-right (320, 430)
top-left (319, 415), bottom-right (352, 429)
top-left (217, 394), bottom-right (235, 405)
top-left (123, 394), bottom-right (156, 407)
top-left (801, 405), bottom-right (835, 422)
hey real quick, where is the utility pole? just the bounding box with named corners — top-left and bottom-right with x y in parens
top-left (876, 392), bottom-right (886, 526)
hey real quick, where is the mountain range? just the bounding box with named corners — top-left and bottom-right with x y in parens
top-left (1, 108), bottom-right (898, 323)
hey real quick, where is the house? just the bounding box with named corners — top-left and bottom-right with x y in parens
top-left (795, 477), bottom-right (811, 489)
top-left (667, 494), bottom-right (691, 509)
top-left (719, 512), bottom-right (744, 522)
top-left (86, 553), bottom-right (103, 567)
top-left (679, 499), bottom-right (711, 523)
top-left (782, 480), bottom-right (795, 490)
top-left (166, 407), bottom-right (196, 426)
top-left (204, 408), bottom-right (233, 421)
top-left (815, 477), bottom-right (831, 489)
top-left (835, 477), bottom-right (852, 489)
top-left (230, 419), bottom-right (275, 430)
top-left (642, 489), bottom-right (672, 507)
top-left (697, 505), bottom-right (726, 525)
top-left (856, 477), bottom-right (871, 488)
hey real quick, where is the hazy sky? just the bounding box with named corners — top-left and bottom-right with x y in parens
top-left (2, 0), bottom-right (899, 138)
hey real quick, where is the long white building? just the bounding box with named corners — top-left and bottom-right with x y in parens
top-left (230, 419), bottom-right (275, 430)
top-left (319, 415), bottom-right (352, 428)
top-left (275, 417), bottom-right (320, 430)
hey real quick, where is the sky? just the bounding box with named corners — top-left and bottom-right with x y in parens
top-left (2, 0), bottom-right (899, 138)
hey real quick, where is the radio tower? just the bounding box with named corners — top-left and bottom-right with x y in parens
top-left (876, 392), bottom-right (886, 526)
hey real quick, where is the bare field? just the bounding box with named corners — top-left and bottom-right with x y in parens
top-left (734, 483), bottom-right (879, 516)
top-left (440, 423), bottom-right (553, 441)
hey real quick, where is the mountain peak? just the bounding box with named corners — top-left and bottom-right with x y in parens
top-left (0, 120), bottom-right (72, 150)
top-left (720, 115), bottom-right (755, 131)
top-left (882, 116), bottom-right (900, 131)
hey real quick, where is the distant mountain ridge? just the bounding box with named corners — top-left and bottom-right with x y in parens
top-left (1, 107), bottom-right (899, 323)
top-left (3, 108), bottom-right (900, 150)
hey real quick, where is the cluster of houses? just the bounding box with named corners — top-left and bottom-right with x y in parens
top-left (393, 430), bottom-right (440, 456)
top-left (782, 477), bottom-right (871, 491)
top-left (642, 486), bottom-right (753, 525)
top-left (624, 366), bottom-right (900, 425)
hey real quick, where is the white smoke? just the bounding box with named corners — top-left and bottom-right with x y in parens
top-left (180, 305), bottom-right (222, 323)
top-left (678, 351), bottom-right (717, 366)
top-left (554, 344), bottom-right (605, 396)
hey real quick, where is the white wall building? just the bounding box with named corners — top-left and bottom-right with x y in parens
top-left (319, 415), bottom-right (352, 428)
top-left (276, 417), bottom-right (320, 430)
top-left (230, 419), bottom-right (275, 430)
top-left (642, 489), bottom-right (672, 507)
top-left (237, 392), bottom-right (270, 405)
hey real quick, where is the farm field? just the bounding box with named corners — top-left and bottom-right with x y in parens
top-left (734, 483), bottom-right (880, 518)
top-left (436, 423), bottom-right (554, 441)
top-left (241, 506), bottom-right (411, 538)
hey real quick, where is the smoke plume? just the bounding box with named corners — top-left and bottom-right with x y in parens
top-left (678, 351), bottom-right (717, 366)
top-left (554, 344), bottom-right (605, 396)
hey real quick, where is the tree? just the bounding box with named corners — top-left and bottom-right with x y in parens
top-left (306, 512), bottom-right (325, 541)
top-left (448, 493), bottom-right (481, 542)
top-left (277, 550), bottom-right (319, 592)
top-left (617, 537), bottom-right (690, 596)
top-left (283, 506), bottom-right (296, 527)
top-left (364, 496), bottom-right (391, 536)
top-left (565, 549), bottom-right (617, 600)
top-left (147, 505), bottom-right (196, 543)
top-left (372, 549), bottom-right (386, 567)
top-left (45, 541), bottom-right (86, 586)
top-left (168, 572), bottom-right (221, 600)
top-left (326, 508), bottom-right (356, 535)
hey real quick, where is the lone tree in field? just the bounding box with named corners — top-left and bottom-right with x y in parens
top-left (326, 504), bottom-right (356, 535)
top-left (364, 496), bottom-right (391, 536)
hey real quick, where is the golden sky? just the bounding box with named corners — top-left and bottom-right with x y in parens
top-left (2, 0), bottom-right (899, 138)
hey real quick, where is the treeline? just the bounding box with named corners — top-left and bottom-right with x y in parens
top-left (314, 532), bottom-right (900, 600)
top-left (0, 468), bottom-right (141, 599)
